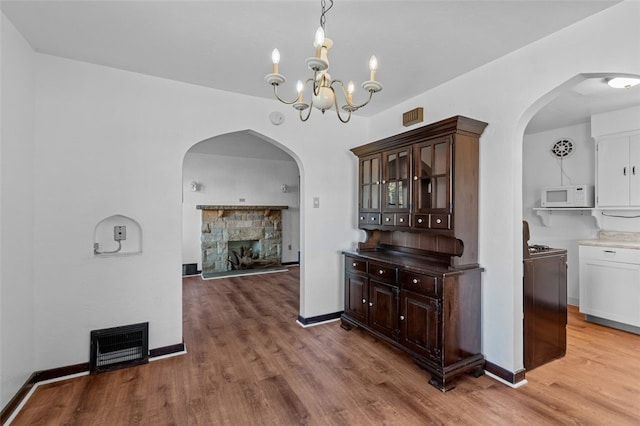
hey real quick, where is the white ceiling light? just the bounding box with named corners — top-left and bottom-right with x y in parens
top-left (264, 0), bottom-right (382, 123)
top-left (607, 77), bottom-right (640, 89)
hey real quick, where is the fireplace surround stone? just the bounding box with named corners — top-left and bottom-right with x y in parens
top-left (197, 205), bottom-right (288, 276)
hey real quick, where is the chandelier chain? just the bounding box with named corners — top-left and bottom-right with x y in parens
top-left (320, 0), bottom-right (334, 30)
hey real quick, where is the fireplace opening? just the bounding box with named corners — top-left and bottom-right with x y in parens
top-left (227, 239), bottom-right (260, 270)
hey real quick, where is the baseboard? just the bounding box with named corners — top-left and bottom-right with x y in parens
top-left (484, 360), bottom-right (526, 386)
top-left (0, 342), bottom-right (185, 425)
top-left (297, 311), bottom-right (342, 327)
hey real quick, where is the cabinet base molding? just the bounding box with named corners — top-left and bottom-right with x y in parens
top-left (413, 354), bottom-right (485, 392)
top-left (484, 360), bottom-right (526, 386)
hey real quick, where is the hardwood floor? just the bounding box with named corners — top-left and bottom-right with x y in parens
top-left (10, 267), bottom-right (640, 425)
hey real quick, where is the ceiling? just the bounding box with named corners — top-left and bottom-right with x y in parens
top-left (2, 0), bottom-right (626, 118)
top-left (525, 76), bottom-right (640, 134)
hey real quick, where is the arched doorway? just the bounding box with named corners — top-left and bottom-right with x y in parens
top-left (181, 129), bottom-right (302, 308)
top-left (519, 72), bottom-right (640, 370)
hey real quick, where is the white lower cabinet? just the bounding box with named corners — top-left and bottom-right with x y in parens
top-left (579, 245), bottom-right (640, 327)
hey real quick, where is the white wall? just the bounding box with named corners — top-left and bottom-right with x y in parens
top-left (366, 1), bottom-right (640, 373)
top-left (182, 150), bottom-right (300, 267)
top-left (523, 123), bottom-right (599, 305)
top-left (0, 14), bottom-right (36, 407)
top-left (26, 49), bottom-right (365, 372)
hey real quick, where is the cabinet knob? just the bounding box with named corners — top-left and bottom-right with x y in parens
top-left (371, 217), bottom-right (376, 221)
top-left (633, 166), bottom-right (637, 175)
top-left (435, 218), bottom-right (442, 224)
top-left (360, 216), bottom-right (365, 221)
top-left (382, 180), bottom-right (386, 184)
top-left (399, 218), bottom-right (404, 223)
top-left (369, 302), bottom-right (373, 307)
top-left (352, 262), bottom-right (357, 267)
top-left (378, 269), bottom-right (384, 275)
top-left (417, 218), bottom-right (423, 224)
top-left (375, 181), bottom-right (380, 185)
top-left (624, 167), bottom-right (627, 176)
top-left (400, 315), bottom-right (405, 321)
top-left (385, 217), bottom-right (391, 222)
top-left (362, 298), bottom-right (367, 304)
top-left (413, 176), bottom-right (418, 181)
top-left (412, 278), bottom-right (418, 284)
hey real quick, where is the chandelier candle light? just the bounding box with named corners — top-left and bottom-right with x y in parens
top-left (265, 0), bottom-right (382, 123)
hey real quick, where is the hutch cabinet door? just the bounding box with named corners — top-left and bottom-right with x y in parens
top-left (382, 147), bottom-right (411, 212)
top-left (359, 154), bottom-right (382, 212)
top-left (413, 136), bottom-right (452, 214)
top-left (345, 272), bottom-right (368, 324)
top-left (368, 280), bottom-right (399, 340)
top-left (400, 289), bottom-right (441, 362)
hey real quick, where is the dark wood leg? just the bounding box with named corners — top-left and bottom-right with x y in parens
top-left (469, 365), bottom-right (485, 378)
top-left (340, 319), bottom-right (352, 331)
top-left (429, 375), bottom-right (456, 392)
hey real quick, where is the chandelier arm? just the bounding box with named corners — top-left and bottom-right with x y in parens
top-left (333, 91), bottom-right (352, 123)
top-left (272, 84), bottom-right (301, 105)
top-left (299, 97), bottom-right (314, 122)
top-left (331, 80), bottom-right (375, 110)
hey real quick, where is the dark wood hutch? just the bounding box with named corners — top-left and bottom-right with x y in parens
top-left (341, 115), bottom-right (488, 391)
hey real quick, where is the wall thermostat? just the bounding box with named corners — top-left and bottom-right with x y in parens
top-left (269, 111), bottom-right (285, 125)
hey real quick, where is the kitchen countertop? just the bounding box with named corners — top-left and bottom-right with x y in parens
top-left (579, 231), bottom-right (640, 250)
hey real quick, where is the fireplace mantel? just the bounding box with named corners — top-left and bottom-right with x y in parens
top-left (197, 205), bottom-right (288, 218)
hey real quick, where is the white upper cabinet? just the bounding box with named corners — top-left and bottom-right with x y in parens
top-left (596, 133), bottom-right (640, 208)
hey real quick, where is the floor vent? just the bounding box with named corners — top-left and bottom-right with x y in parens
top-left (90, 322), bottom-right (149, 374)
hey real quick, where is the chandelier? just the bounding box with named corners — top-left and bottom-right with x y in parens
top-left (265, 0), bottom-right (382, 123)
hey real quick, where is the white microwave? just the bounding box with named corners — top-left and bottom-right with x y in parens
top-left (541, 185), bottom-right (594, 208)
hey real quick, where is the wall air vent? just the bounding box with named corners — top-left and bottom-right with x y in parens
top-left (90, 322), bottom-right (149, 374)
top-left (402, 107), bottom-right (424, 127)
top-left (550, 138), bottom-right (574, 159)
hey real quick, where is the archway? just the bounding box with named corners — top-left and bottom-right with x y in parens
top-left (517, 72), bottom-right (640, 370)
top-left (181, 129), bottom-right (304, 310)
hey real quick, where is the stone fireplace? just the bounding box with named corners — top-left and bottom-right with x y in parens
top-left (197, 205), bottom-right (288, 277)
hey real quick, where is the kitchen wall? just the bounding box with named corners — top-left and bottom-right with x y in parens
top-left (182, 149), bottom-right (301, 268)
top-left (523, 122), bottom-right (598, 305)
top-left (1, 14), bottom-right (36, 407)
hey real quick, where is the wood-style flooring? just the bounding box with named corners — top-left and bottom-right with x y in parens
top-left (10, 267), bottom-right (640, 425)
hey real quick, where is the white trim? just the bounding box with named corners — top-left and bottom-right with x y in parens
top-left (296, 318), bottom-right (341, 328)
top-left (149, 347), bottom-right (187, 362)
top-left (485, 371), bottom-right (528, 389)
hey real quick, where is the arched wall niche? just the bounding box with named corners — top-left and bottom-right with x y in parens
top-left (93, 214), bottom-right (143, 256)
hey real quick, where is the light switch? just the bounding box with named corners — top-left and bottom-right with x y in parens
top-left (313, 197), bottom-right (320, 208)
